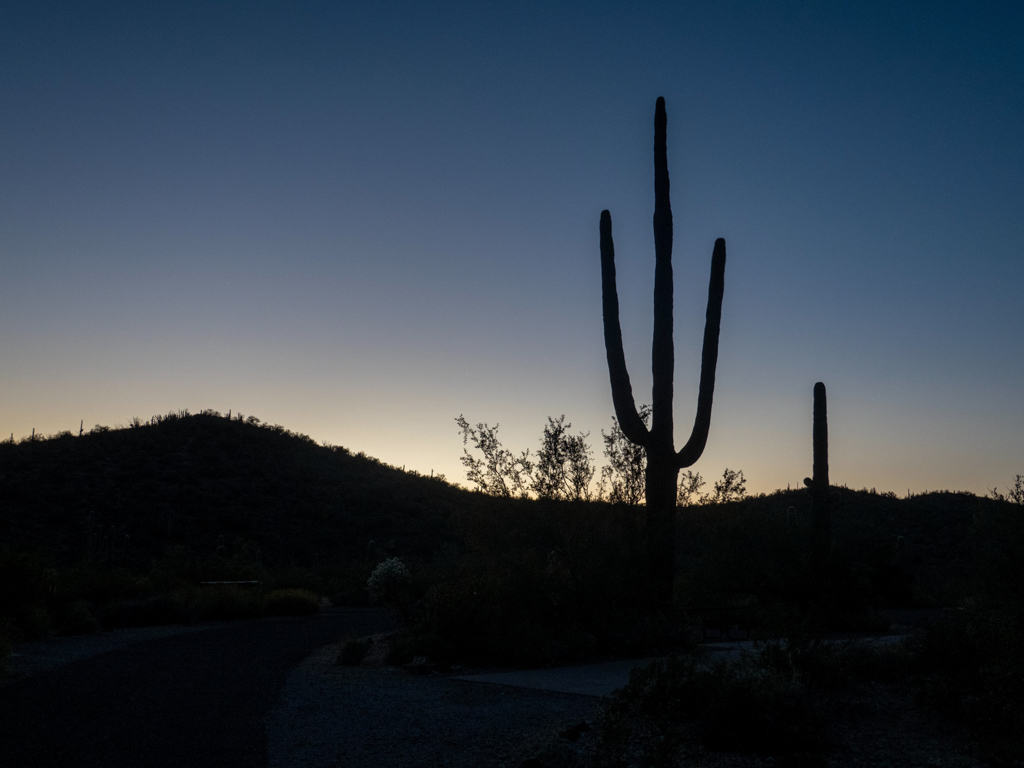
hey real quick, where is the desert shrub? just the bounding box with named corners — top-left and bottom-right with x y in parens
top-left (337, 636), bottom-right (372, 666)
top-left (193, 585), bottom-right (262, 620)
top-left (675, 502), bottom-right (880, 633)
top-left (755, 633), bottom-right (911, 691)
top-left (367, 558), bottom-right (409, 606)
top-left (414, 496), bottom-right (680, 666)
top-left (597, 652), bottom-right (822, 764)
top-left (595, 635), bottom-right (910, 764)
top-left (0, 618), bottom-right (14, 675)
top-left (264, 588), bottom-right (320, 616)
top-left (326, 560), bottom-right (376, 606)
top-left (972, 504), bottom-right (1024, 603)
top-left (149, 541), bottom-right (265, 594)
top-left (263, 565), bottom-right (325, 595)
top-left (374, 630), bottom-right (455, 667)
top-left (384, 633), bottom-right (418, 666)
top-left (0, 547), bottom-right (54, 640)
top-left (418, 554), bottom-right (602, 666)
top-left (101, 593), bottom-right (195, 628)
top-left (910, 606), bottom-right (1024, 763)
top-left (59, 601), bottom-right (101, 636)
top-left (58, 565), bottom-right (149, 606)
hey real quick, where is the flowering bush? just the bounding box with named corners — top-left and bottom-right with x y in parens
top-left (367, 558), bottom-right (409, 606)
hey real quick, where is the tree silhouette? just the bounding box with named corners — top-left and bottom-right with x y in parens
top-left (600, 97), bottom-right (728, 603)
top-left (532, 415), bottom-right (595, 502)
top-left (455, 416), bottom-right (533, 498)
top-left (600, 405), bottom-right (650, 506)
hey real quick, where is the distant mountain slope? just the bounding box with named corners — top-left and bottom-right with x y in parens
top-left (0, 412), bottom-right (475, 568)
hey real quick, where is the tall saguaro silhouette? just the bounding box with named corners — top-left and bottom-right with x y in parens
top-left (600, 97), bottom-right (728, 602)
top-left (803, 381), bottom-right (832, 545)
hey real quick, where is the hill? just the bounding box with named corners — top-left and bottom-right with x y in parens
top-left (0, 410), bottom-right (476, 570)
top-left (675, 486), bottom-right (1023, 617)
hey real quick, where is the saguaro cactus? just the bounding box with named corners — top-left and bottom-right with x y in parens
top-left (803, 381), bottom-right (831, 544)
top-left (600, 97), bottom-right (728, 601)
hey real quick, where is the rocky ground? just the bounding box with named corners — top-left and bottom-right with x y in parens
top-left (522, 675), bottom-right (986, 768)
top-left (2, 619), bottom-right (990, 768)
top-left (270, 632), bottom-right (986, 768)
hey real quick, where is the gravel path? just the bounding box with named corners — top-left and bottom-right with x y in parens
top-left (2, 623), bottom-right (225, 684)
top-left (0, 609), bottom-right (399, 768)
top-left (2, 610), bottom-right (601, 767)
top-left (266, 645), bottom-right (600, 767)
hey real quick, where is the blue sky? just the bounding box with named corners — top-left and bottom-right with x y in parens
top-left (1, 1), bottom-right (1022, 496)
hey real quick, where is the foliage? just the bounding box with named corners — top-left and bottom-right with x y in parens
top-left (0, 547), bottom-right (54, 640)
top-left (264, 588), bottom-right (320, 616)
top-left (0, 410), bottom-right (459, 572)
top-left (709, 467), bottom-right (747, 504)
top-left (101, 593), bottom-right (195, 628)
top-left (531, 415), bottom-right (595, 502)
top-left (412, 497), bottom-right (687, 667)
top-left (989, 473), bottom-right (1024, 505)
top-left (596, 634), bottom-right (911, 765)
top-left (599, 405), bottom-right (650, 505)
top-left (193, 585), bottom-right (262, 621)
top-left (0, 618), bottom-right (14, 674)
top-left (458, 406), bottom-right (741, 508)
top-left (455, 416), bottom-right (533, 498)
top-left (675, 470), bottom-right (705, 507)
top-left (597, 654), bottom-right (819, 762)
top-left (59, 601), bottom-right (102, 635)
top-left (367, 557), bottom-right (410, 606)
top-left (910, 606), bottom-right (1024, 764)
top-left (676, 468), bottom-right (747, 507)
top-left (457, 414), bottom-right (597, 502)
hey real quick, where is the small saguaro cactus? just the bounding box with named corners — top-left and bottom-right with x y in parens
top-left (803, 382), bottom-right (831, 544)
top-left (600, 97), bottom-right (728, 601)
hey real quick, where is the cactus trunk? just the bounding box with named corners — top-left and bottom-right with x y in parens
top-left (600, 97), bottom-right (728, 604)
top-left (804, 381), bottom-right (831, 545)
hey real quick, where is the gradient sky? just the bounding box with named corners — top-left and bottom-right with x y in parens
top-left (2, 1), bottom-right (1022, 497)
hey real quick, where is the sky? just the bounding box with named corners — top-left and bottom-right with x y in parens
top-left (1, 1), bottom-right (1022, 497)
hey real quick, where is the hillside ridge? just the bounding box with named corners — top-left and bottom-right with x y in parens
top-left (0, 410), bottom-right (471, 569)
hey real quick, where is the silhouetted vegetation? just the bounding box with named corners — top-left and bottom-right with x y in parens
top-left (803, 382), bottom-right (833, 545)
top-left (455, 414), bottom-right (596, 501)
top-left (909, 605), bottom-right (1024, 765)
top-left (600, 96), bottom-right (729, 604)
top-left (2, 409), bottom-right (1023, 766)
top-left (0, 409), bottom-right (471, 654)
top-left (595, 632), bottom-right (913, 765)
top-left (264, 588), bottom-right (321, 616)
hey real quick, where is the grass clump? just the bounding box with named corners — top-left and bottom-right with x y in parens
top-left (263, 588), bottom-right (320, 616)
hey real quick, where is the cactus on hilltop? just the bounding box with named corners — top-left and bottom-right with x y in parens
top-left (803, 382), bottom-right (832, 545)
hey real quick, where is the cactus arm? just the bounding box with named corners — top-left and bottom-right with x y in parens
top-left (650, 96), bottom-right (675, 455)
top-left (676, 238), bottom-right (727, 469)
top-left (601, 209), bottom-right (650, 446)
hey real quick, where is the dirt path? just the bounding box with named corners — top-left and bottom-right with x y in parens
top-left (0, 609), bottom-right (399, 768)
